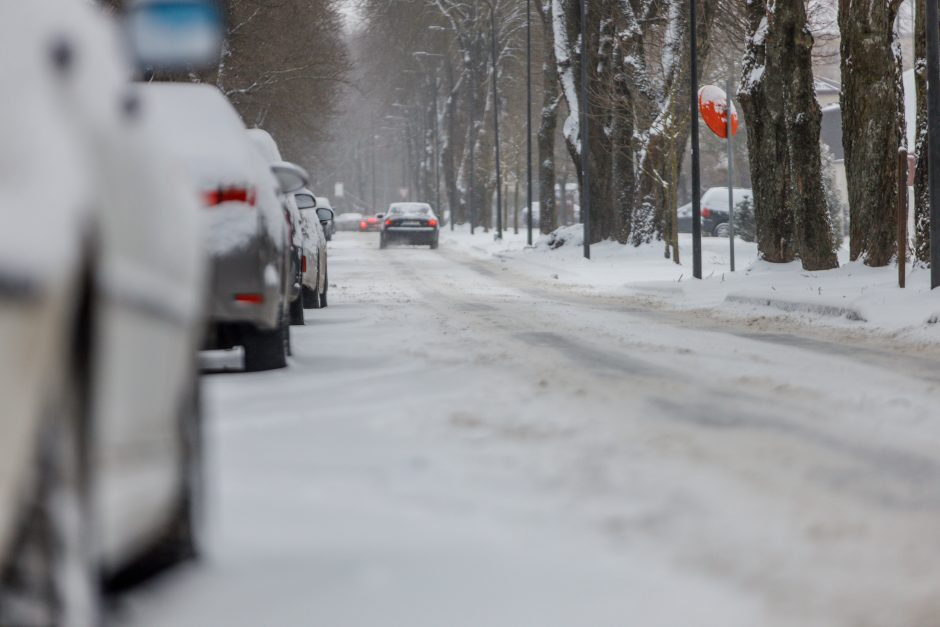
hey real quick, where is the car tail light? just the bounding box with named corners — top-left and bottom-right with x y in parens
top-left (385, 219), bottom-right (391, 226)
top-left (234, 293), bottom-right (264, 305)
top-left (368, 217), bottom-right (378, 224)
top-left (301, 256), bottom-right (307, 272)
top-left (701, 207), bottom-right (713, 218)
top-left (360, 221), bottom-right (367, 229)
top-left (428, 218), bottom-right (438, 227)
top-left (203, 186), bottom-right (257, 207)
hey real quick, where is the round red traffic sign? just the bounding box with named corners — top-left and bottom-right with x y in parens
top-left (698, 85), bottom-right (739, 139)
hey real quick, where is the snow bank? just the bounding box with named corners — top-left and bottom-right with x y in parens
top-left (442, 225), bottom-right (940, 343)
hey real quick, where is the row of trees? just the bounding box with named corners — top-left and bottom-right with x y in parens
top-left (352, 0), bottom-right (928, 271)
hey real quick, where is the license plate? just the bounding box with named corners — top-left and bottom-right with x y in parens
top-left (401, 221), bottom-right (421, 226)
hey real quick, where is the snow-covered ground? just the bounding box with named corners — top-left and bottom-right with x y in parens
top-left (121, 232), bottom-right (940, 627)
top-left (443, 224), bottom-right (940, 345)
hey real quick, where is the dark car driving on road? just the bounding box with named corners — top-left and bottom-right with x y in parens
top-left (380, 202), bottom-right (440, 249)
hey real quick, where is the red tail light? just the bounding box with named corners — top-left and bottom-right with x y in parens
top-left (428, 218), bottom-right (438, 227)
top-left (301, 256), bottom-right (307, 273)
top-left (203, 186), bottom-right (257, 207)
top-left (385, 219), bottom-right (392, 226)
top-left (367, 217), bottom-right (378, 224)
top-left (360, 221), bottom-right (367, 229)
top-left (701, 207), bottom-right (713, 218)
top-left (234, 293), bottom-right (264, 305)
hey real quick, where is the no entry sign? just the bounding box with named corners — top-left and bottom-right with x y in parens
top-left (698, 85), bottom-right (739, 139)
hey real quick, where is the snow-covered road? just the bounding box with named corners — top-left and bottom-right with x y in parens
top-left (122, 232), bottom-right (940, 627)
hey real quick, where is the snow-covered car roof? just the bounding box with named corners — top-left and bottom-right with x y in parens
top-left (315, 197), bottom-right (333, 210)
top-left (246, 127), bottom-right (282, 163)
top-left (137, 83), bottom-right (259, 189)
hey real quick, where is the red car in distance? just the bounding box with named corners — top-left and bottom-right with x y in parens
top-left (359, 213), bottom-right (384, 232)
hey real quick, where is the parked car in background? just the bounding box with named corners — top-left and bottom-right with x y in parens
top-left (140, 84), bottom-right (294, 371)
top-left (294, 189), bottom-right (332, 309)
top-left (380, 202), bottom-right (440, 249)
top-left (0, 0), bottom-right (219, 622)
top-left (701, 187), bottom-right (752, 237)
top-left (335, 212), bottom-right (364, 231)
top-left (315, 196), bottom-right (336, 240)
top-left (246, 128), bottom-right (312, 327)
top-left (359, 214), bottom-right (384, 232)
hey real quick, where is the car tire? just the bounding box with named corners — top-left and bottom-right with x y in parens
top-left (289, 293), bottom-right (305, 326)
top-left (243, 312), bottom-right (288, 371)
top-left (320, 270), bottom-right (328, 308)
top-left (0, 368), bottom-right (101, 627)
top-left (379, 234), bottom-right (387, 249)
top-left (430, 238), bottom-right (439, 250)
top-left (302, 285), bottom-right (319, 309)
top-left (714, 222), bottom-right (730, 238)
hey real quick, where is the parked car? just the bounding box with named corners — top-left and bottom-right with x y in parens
top-left (294, 189), bottom-right (333, 308)
top-left (0, 0), bottom-right (219, 623)
top-left (701, 187), bottom-right (752, 237)
top-left (140, 84), bottom-right (296, 371)
top-left (245, 128), bottom-right (312, 327)
top-left (335, 212), bottom-right (364, 231)
top-left (359, 214), bottom-right (384, 232)
top-left (315, 196), bottom-right (336, 240)
top-left (380, 202), bottom-right (440, 249)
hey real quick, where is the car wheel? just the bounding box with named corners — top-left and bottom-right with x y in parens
top-left (713, 222), bottom-right (730, 238)
top-left (379, 234), bottom-right (387, 249)
top-left (242, 311), bottom-right (288, 371)
top-left (319, 270), bottom-right (328, 308)
top-left (289, 294), bottom-right (305, 326)
top-left (430, 238), bottom-right (439, 250)
top-left (302, 285), bottom-right (319, 309)
top-left (0, 369), bottom-right (101, 627)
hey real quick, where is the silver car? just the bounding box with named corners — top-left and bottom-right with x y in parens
top-left (294, 189), bottom-right (333, 308)
top-left (140, 84), bottom-right (297, 371)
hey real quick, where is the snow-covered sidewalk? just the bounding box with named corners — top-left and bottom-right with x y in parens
top-left (442, 224), bottom-right (940, 344)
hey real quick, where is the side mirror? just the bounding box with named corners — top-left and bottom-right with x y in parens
top-left (316, 208), bottom-right (335, 224)
top-left (271, 162), bottom-right (309, 194)
top-left (295, 193), bottom-right (316, 210)
top-left (376, 213), bottom-right (385, 220)
top-left (125, 0), bottom-right (224, 72)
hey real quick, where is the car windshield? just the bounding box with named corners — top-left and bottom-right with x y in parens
top-left (389, 204), bottom-right (431, 215)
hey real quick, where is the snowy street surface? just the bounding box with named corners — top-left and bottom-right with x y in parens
top-left (123, 232), bottom-right (940, 627)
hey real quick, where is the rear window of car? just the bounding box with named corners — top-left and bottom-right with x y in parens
top-left (389, 204), bottom-right (431, 215)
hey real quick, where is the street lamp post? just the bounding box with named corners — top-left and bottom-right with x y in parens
top-left (927, 0), bottom-right (940, 287)
top-left (490, 4), bottom-right (503, 240)
top-left (689, 0), bottom-right (703, 279)
top-left (580, 0), bottom-right (590, 259)
top-left (526, 0), bottom-right (533, 246)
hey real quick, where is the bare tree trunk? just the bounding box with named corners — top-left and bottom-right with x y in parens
top-left (915, 0), bottom-right (932, 263)
top-left (536, 0), bottom-right (559, 235)
top-left (738, 0), bottom-right (837, 270)
top-left (840, 0), bottom-right (905, 266)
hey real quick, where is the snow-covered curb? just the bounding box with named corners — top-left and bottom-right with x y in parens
top-left (441, 224), bottom-right (940, 344)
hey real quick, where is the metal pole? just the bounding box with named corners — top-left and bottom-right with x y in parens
top-left (726, 76), bottom-right (735, 272)
top-left (689, 0), bottom-right (703, 279)
top-left (371, 113), bottom-right (377, 212)
top-left (526, 0), bottom-right (534, 246)
top-left (491, 6), bottom-right (503, 240)
top-left (433, 72), bottom-right (442, 228)
top-left (899, 147), bottom-right (909, 288)
top-left (927, 0), bottom-right (940, 287)
top-left (580, 0), bottom-right (590, 259)
top-left (469, 49), bottom-right (476, 235)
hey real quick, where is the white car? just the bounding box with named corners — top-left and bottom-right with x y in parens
top-left (315, 197), bottom-right (336, 240)
top-left (294, 189), bottom-right (332, 308)
top-left (0, 0), bottom-right (212, 624)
